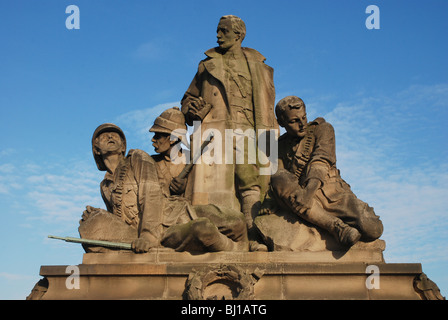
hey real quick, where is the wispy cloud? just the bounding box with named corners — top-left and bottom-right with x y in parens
top-left (0, 157), bottom-right (102, 229)
top-left (115, 101), bottom-right (181, 152)
top-left (25, 167), bottom-right (102, 224)
top-left (133, 41), bottom-right (163, 60)
top-left (315, 83), bottom-right (448, 266)
top-left (0, 102), bottom-right (181, 233)
top-left (131, 38), bottom-right (174, 61)
top-left (0, 163), bottom-right (23, 194)
top-left (0, 163), bottom-right (15, 173)
top-left (0, 272), bottom-right (34, 281)
top-left (0, 148), bottom-right (16, 158)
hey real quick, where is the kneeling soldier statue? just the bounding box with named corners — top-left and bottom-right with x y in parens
top-left (262, 96), bottom-right (383, 247)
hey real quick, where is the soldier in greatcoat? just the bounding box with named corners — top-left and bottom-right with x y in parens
top-left (181, 15), bottom-right (278, 251)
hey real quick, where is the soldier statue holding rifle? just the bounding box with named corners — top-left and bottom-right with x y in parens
top-left (78, 107), bottom-right (248, 253)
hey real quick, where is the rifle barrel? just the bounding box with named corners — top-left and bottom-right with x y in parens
top-left (48, 235), bottom-right (132, 250)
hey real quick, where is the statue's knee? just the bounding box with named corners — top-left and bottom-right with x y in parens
top-left (190, 218), bottom-right (216, 242)
top-left (271, 169), bottom-right (292, 189)
top-left (270, 169), bottom-right (298, 201)
top-left (359, 218), bottom-right (384, 241)
top-left (229, 214), bottom-right (247, 236)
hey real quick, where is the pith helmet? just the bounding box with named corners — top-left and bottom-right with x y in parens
top-left (150, 107), bottom-right (187, 139)
top-left (92, 123), bottom-right (127, 171)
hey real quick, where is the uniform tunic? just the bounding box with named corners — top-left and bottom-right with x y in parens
top-left (181, 47), bottom-right (277, 209)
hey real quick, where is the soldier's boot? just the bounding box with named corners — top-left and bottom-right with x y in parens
top-left (331, 219), bottom-right (362, 247)
top-left (241, 189), bottom-right (268, 252)
top-left (210, 232), bottom-right (248, 252)
top-left (300, 205), bottom-right (361, 247)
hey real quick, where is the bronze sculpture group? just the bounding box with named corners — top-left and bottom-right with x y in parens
top-left (79, 15), bottom-right (383, 254)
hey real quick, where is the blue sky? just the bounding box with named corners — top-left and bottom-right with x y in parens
top-left (1, 0), bottom-right (447, 299)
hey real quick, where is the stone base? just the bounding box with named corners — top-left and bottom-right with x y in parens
top-left (29, 246), bottom-right (445, 300)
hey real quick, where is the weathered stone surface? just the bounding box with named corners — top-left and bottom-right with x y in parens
top-left (255, 209), bottom-right (385, 253)
top-left (78, 211), bottom-right (137, 253)
top-left (255, 210), bottom-right (328, 252)
top-left (31, 252), bottom-right (443, 300)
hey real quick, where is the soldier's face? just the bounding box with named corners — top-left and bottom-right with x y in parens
top-left (96, 131), bottom-right (125, 155)
top-left (217, 19), bottom-right (239, 51)
top-left (152, 132), bottom-right (172, 154)
top-left (282, 107), bottom-right (308, 138)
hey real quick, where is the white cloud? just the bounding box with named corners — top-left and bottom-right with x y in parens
top-left (133, 41), bottom-right (162, 60)
top-left (0, 148), bottom-right (16, 158)
top-left (0, 272), bottom-right (34, 281)
top-left (0, 185), bottom-right (8, 194)
top-left (0, 156), bottom-right (103, 229)
top-left (0, 163), bottom-right (15, 173)
top-left (0, 163), bottom-right (22, 194)
top-left (315, 84), bottom-right (448, 268)
top-left (132, 38), bottom-right (173, 61)
top-left (24, 167), bottom-right (102, 224)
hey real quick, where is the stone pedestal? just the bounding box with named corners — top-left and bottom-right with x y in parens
top-left (29, 241), bottom-right (444, 300)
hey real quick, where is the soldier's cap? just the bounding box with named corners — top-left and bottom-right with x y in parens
top-left (149, 107), bottom-right (187, 139)
top-left (91, 123), bottom-right (127, 171)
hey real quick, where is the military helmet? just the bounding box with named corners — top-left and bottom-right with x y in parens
top-left (149, 107), bottom-right (187, 140)
top-left (92, 123), bottom-right (127, 171)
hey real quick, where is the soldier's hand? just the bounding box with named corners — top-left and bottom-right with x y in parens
top-left (190, 96), bottom-right (206, 110)
top-left (185, 96), bottom-right (201, 115)
top-left (131, 238), bottom-right (154, 253)
top-left (186, 96), bottom-right (211, 122)
top-left (288, 188), bottom-right (308, 214)
top-left (169, 177), bottom-right (187, 195)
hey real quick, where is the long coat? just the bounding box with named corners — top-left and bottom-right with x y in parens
top-left (181, 47), bottom-right (278, 210)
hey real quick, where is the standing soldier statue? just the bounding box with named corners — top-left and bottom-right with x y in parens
top-left (181, 15), bottom-right (278, 251)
